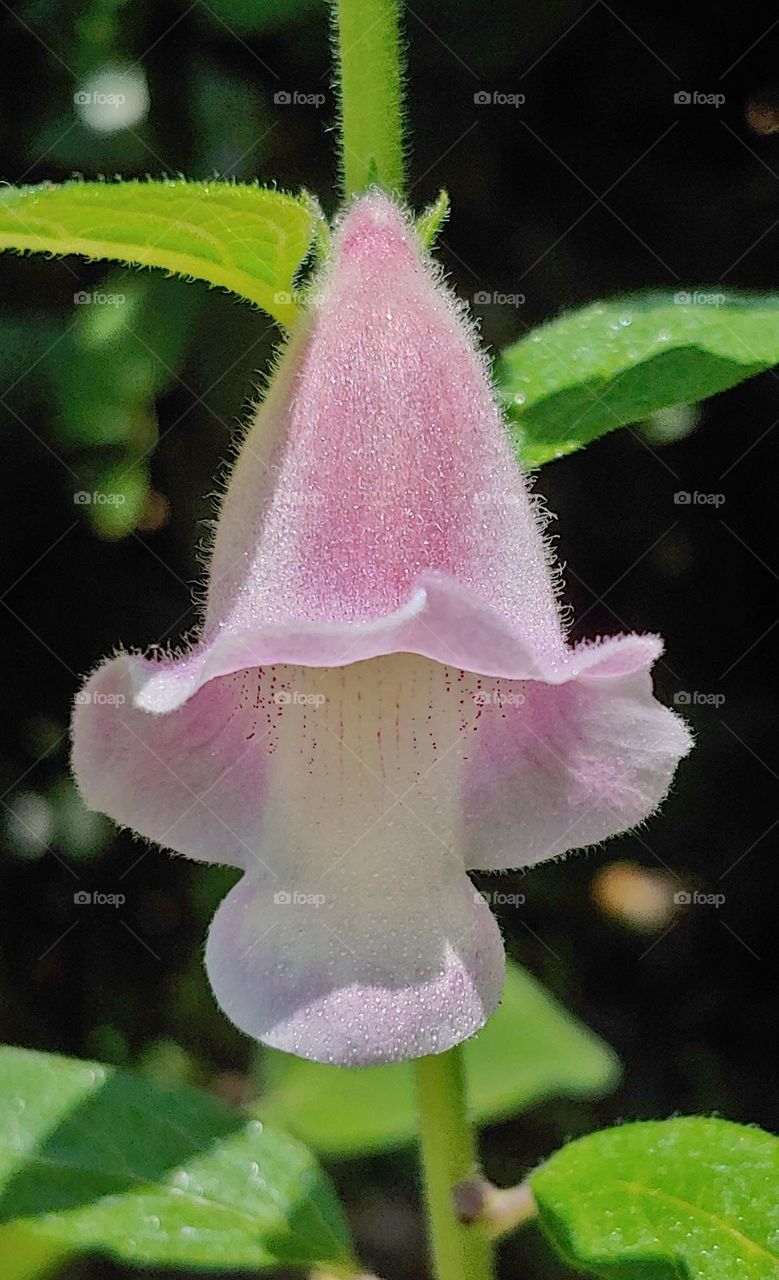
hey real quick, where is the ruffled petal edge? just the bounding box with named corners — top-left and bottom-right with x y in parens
top-left (122, 571), bottom-right (664, 715)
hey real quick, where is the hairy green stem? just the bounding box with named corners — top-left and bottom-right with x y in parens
top-left (332, 0), bottom-right (406, 197)
top-left (413, 1048), bottom-right (496, 1280)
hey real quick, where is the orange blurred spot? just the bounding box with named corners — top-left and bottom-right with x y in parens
top-left (745, 89), bottom-right (779, 135)
top-left (137, 489), bottom-right (170, 534)
top-left (592, 860), bottom-right (679, 933)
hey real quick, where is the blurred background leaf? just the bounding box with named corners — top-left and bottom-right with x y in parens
top-left (0, 1046), bottom-right (356, 1274)
top-left (259, 962), bottom-right (620, 1158)
top-left (44, 271), bottom-right (200, 540)
top-left (196, 0), bottom-right (322, 37)
top-left (0, 1227), bottom-right (68, 1280)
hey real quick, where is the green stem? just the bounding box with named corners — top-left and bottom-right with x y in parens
top-left (332, 0), bottom-right (406, 198)
top-left (413, 1048), bottom-right (496, 1280)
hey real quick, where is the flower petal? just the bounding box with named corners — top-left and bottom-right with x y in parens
top-left (126, 573), bottom-right (560, 716)
top-left (202, 653), bottom-right (506, 1063)
top-left (75, 651), bottom-right (507, 1063)
top-left (72, 655), bottom-right (279, 870)
top-left (463, 640), bottom-right (693, 871)
top-left (202, 191), bottom-right (565, 651)
top-left (206, 866), bottom-right (503, 1066)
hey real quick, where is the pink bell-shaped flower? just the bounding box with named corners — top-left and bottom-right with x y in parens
top-left (72, 193), bottom-right (691, 1066)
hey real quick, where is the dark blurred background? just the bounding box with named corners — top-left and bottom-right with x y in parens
top-left (1, 1), bottom-right (777, 1277)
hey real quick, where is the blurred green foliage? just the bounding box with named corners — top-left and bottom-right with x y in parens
top-left (0, 1045), bottom-right (356, 1274)
top-left (259, 962), bottom-right (620, 1158)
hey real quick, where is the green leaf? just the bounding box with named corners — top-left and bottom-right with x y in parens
top-left (416, 189), bottom-right (450, 248)
top-left (0, 1046), bottom-right (356, 1274)
top-left (0, 1226), bottom-right (67, 1280)
top-left (0, 180), bottom-right (317, 327)
top-left (259, 962), bottom-right (620, 1158)
top-left (531, 1117), bottom-right (779, 1279)
top-left (496, 291), bottom-right (779, 466)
